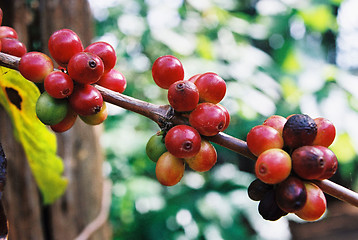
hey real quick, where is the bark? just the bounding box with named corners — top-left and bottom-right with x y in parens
top-left (0, 0), bottom-right (111, 239)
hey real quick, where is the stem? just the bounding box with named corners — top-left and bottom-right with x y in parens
top-left (1, 52), bottom-right (358, 208)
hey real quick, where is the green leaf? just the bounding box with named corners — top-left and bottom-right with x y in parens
top-left (0, 67), bottom-right (67, 204)
top-left (299, 5), bottom-right (337, 32)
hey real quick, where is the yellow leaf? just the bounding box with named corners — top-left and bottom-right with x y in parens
top-left (0, 67), bottom-right (67, 204)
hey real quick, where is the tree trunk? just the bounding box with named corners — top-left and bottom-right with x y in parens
top-left (0, 0), bottom-right (111, 239)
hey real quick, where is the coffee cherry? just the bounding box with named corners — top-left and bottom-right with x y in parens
top-left (96, 69), bottom-right (127, 93)
top-left (295, 182), bottom-right (326, 221)
top-left (185, 140), bottom-right (217, 172)
top-left (263, 115), bottom-right (287, 135)
top-left (282, 114), bottom-right (317, 149)
top-left (188, 73), bottom-right (201, 83)
top-left (48, 29), bottom-right (84, 67)
top-left (246, 125), bottom-right (284, 157)
top-left (291, 146), bottom-right (326, 180)
top-left (19, 52), bottom-right (54, 83)
top-left (167, 80), bottom-right (199, 112)
top-left (0, 37), bottom-right (27, 57)
top-left (315, 146), bottom-right (338, 180)
top-left (85, 41), bottom-right (116, 73)
top-left (146, 132), bottom-right (167, 163)
top-left (275, 176), bottom-right (307, 213)
top-left (191, 72), bottom-right (226, 104)
top-left (0, 26), bottom-right (18, 39)
top-left (247, 178), bottom-right (273, 201)
top-left (67, 52), bottom-right (104, 84)
top-left (189, 102), bottom-right (226, 136)
top-left (258, 189), bottom-right (287, 221)
top-left (165, 125), bottom-right (201, 158)
top-left (80, 102), bottom-right (108, 125)
top-left (44, 71), bottom-right (74, 98)
top-left (36, 91), bottom-right (69, 125)
top-left (255, 148), bottom-right (291, 184)
top-left (68, 84), bottom-right (103, 116)
top-left (50, 107), bottom-right (78, 133)
top-left (152, 55), bottom-right (184, 89)
top-left (217, 104), bottom-right (230, 131)
top-left (0, 8), bottom-right (2, 26)
top-left (312, 117), bottom-right (336, 147)
top-left (155, 152), bottom-right (185, 186)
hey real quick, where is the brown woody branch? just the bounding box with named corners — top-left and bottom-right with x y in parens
top-left (1, 52), bottom-right (358, 208)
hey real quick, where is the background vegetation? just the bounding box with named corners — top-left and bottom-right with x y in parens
top-left (86, 0), bottom-right (358, 239)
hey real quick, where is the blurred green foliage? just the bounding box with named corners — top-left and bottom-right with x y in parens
top-left (89, 0), bottom-right (358, 239)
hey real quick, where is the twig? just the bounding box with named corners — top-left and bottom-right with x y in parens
top-left (74, 179), bottom-right (112, 240)
top-left (1, 52), bottom-right (358, 208)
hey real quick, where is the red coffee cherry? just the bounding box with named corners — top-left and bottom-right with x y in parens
top-left (155, 152), bottom-right (185, 186)
top-left (291, 146), bottom-right (326, 180)
top-left (185, 140), bottom-right (217, 172)
top-left (189, 102), bottom-right (227, 136)
top-left (50, 107), bottom-right (78, 133)
top-left (263, 115), bottom-right (287, 135)
top-left (167, 80), bottom-right (199, 112)
top-left (165, 125), bottom-right (201, 159)
top-left (246, 125), bottom-right (284, 156)
top-left (80, 102), bottom-right (108, 125)
top-left (315, 145), bottom-right (338, 180)
top-left (0, 8), bottom-right (2, 26)
top-left (96, 69), bottom-right (127, 93)
top-left (152, 55), bottom-right (184, 89)
top-left (68, 84), bottom-right (103, 116)
top-left (19, 52), bottom-right (54, 83)
top-left (0, 37), bottom-right (27, 57)
top-left (48, 29), bottom-right (84, 67)
top-left (258, 189), bottom-right (288, 221)
top-left (255, 148), bottom-right (291, 184)
top-left (295, 182), bottom-right (326, 221)
top-left (217, 104), bottom-right (230, 131)
top-left (191, 72), bottom-right (226, 104)
top-left (188, 73), bottom-right (201, 83)
top-left (44, 71), bottom-right (74, 98)
top-left (248, 178), bottom-right (273, 201)
top-left (67, 52), bottom-right (104, 84)
top-left (312, 117), bottom-right (336, 147)
top-left (85, 41), bottom-right (116, 74)
top-left (282, 114), bottom-right (317, 149)
top-left (275, 176), bottom-right (307, 213)
top-left (0, 26), bottom-right (18, 39)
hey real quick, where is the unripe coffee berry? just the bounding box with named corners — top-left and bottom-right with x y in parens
top-left (155, 152), bottom-right (185, 186)
top-left (185, 140), bottom-right (217, 172)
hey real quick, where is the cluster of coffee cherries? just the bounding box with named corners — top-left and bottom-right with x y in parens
top-left (17, 28), bottom-right (126, 132)
top-left (145, 55), bottom-right (230, 186)
top-left (0, 8), bottom-right (27, 57)
top-left (246, 114), bottom-right (337, 221)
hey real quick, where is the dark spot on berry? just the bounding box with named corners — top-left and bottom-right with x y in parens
top-left (175, 82), bottom-right (185, 91)
top-left (93, 105), bottom-right (102, 113)
top-left (88, 60), bottom-right (97, 69)
top-left (183, 140), bottom-right (192, 151)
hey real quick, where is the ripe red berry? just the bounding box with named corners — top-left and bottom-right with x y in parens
top-left (50, 107), bottom-right (78, 133)
top-left (155, 152), bottom-right (185, 186)
top-left (48, 29), bottom-right (84, 67)
top-left (85, 41), bottom-right (116, 73)
top-left (295, 182), bottom-right (326, 221)
top-left (217, 104), bottom-right (230, 131)
top-left (167, 80), bottom-right (199, 112)
top-left (165, 125), bottom-right (201, 158)
top-left (0, 8), bottom-right (2, 26)
top-left (191, 72), bottom-right (226, 104)
top-left (19, 52), bottom-right (54, 83)
top-left (185, 140), bottom-right (217, 172)
top-left (255, 148), bottom-right (291, 184)
top-left (275, 176), bottom-right (307, 213)
top-left (189, 102), bottom-right (227, 136)
top-left (44, 71), bottom-right (74, 98)
top-left (312, 117), bottom-right (336, 147)
top-left (188, 73), bottom-right (201, 83)
top-left (152, 55), bottom-right (184, 89)
top-left (282, 114), bottom-right (317, 149)
top-left (67, 52), bottom-right (104, 84)
top-left (68, 84), bottom-right (103, 116)
top-left (0, 37), bottom-right (27, 57)
top-left (246, 125), bottom-right (284, 157)
top-left (315, 145), bottom-right (338, 180)
top-left (0, 26), bottom-right (18, 39)
top-left (291, 146), bottom-right (326, 180)
top-left (80, 102), bottom-right (108, 125)
top-left (263, 115), bottom-right (287, 135)
top-left (96, 69), bottom-right (126, 93)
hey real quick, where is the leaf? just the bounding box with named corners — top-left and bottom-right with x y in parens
top-left (299, 5), bottom-right (337, 33)
top-left (0, 67), bottom-right (67, 204)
